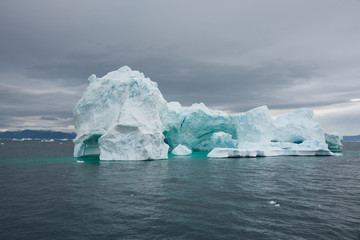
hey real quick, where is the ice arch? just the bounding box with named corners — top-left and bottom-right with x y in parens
top-left (162, 102), bottom-right (238, 152)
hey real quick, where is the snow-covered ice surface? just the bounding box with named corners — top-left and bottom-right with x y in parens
top-left (73, 66), bottom-right (342, 160)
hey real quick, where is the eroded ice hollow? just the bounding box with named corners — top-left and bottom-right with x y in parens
top-left (73, 66), bottom-right (343, 160)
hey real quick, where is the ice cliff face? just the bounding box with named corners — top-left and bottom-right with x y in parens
top-left (73, 66), bottom-right (342, 160)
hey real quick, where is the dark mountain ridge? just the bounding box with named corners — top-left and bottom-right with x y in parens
top-left (343, 135), bottom-right (360, 142)
top-left (0, 130), bottom-right (76, 139)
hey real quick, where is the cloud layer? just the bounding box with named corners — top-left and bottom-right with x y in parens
top-left (1, 0), bottom-right (359, 135)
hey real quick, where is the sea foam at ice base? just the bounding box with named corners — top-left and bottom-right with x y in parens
top-left (73, 66), bottom-right (342, 160)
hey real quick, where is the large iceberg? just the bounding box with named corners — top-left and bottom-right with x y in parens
top-left (73, 66), bottom-right (169, 160)
top-left (73, 66), bottom-right (342, 160)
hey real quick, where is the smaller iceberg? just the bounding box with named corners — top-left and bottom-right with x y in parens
top-left (325, 132), bottom-right (343, 152)
top-left (207, 106), bottom-right (335, 158)
top-left (172, 144), bottom-right (192, 155)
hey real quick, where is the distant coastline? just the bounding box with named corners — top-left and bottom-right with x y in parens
top-left (343, 135), bottom-right (360, 142)
top-left (0, 130), bottom-right (75, 140)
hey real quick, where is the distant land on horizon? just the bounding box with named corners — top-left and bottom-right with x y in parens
top-left (0, 130), bottom-right (76, 139)
top-left (0, 129), bottom-right (359, 142)
top-left (342, 135), bottom-right (360, 142)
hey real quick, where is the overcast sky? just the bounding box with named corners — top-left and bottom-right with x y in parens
top-left (0, 0), bottom-right (359, 135)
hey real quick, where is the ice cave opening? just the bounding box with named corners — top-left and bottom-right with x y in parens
top-left (80, 135), bottom-right (101, 157)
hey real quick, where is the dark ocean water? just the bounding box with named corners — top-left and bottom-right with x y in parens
top-left (0, 140), bottom-right (359, 240)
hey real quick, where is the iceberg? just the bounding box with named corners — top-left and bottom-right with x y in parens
top-left (73, 66), bottom-right (169, 160)
top-left (73, 66), bottom-right (341, 160)
top-left (325, 132), bottom-right (343, 152)
top-left (172, 144), bottom-right (192, 155)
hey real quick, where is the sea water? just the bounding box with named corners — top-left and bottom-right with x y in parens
top-left (0, 140), bottom-right (359, 239)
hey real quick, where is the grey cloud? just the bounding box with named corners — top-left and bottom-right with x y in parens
top-left (25, 51), bottom-right (322, 111)
top-left (40, 116), bottom-right (58, 121)
top-left (0, 85), bottom-right (76, 120)
top-left (0, 0), bottom-right (359, 134)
